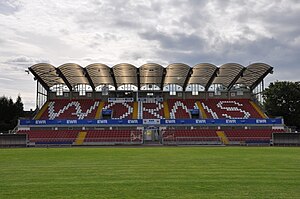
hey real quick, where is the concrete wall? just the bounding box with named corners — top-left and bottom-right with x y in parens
top-left (0, 134), bottom-right (27, 147)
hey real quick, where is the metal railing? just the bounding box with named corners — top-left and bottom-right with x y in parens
top-left (162, 136), bottom-right (222, 145)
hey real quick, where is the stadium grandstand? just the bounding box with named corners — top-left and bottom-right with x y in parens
top-left (14, 62), bottom-right (289, 146)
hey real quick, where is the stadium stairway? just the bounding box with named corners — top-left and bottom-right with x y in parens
top-left (216, 131), bottom-right (229, 145)
top-left (132, 101), bottom-right (138, 119)
top-left (34, 102), bottom-right (49, 119)
top-left (196, 101), bottom-right (207, 119)
top-left (75, 131), bottom-right (87, 145)
top-left (163, 101), bottom-right (170, 119)
top-left (95, 101), bottom-right (105, 119)
top-left (250, 101), bottom-right (268, 118)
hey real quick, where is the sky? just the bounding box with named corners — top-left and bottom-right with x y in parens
top-left (0, 0), bottom-right (299, 110)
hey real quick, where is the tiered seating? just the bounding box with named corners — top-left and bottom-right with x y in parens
top-left (102, 102), bottom-right (134, 119)
top-left (162, 129), bottom-right (221, 145)
top-left (168, 99), bottom-right (197, 119)
top-left (224, 129), bottom-right (285, 144)
top-left (142, 102), bottom-right (164, 119)
top-left (36, 98), bottom-right (265, 120)
top-left (39, 99), bottom-right (100, 120)
top-left (84, 130), bottom-right (142, 144)
top-left (17, 130), bottom-right (78, 144)
top-left (201, 99), bottom-right (263, 119)
top-left (17, 129), bottom-right (143, 145)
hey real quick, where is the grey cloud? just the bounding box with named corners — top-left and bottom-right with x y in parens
top-left (139, 31), bottom-right (206, 51)
top-left (87, 33), bottom-right (121, 50)
top-left (94, 33), bottom-right (120, 41)
top-left (5, 56), bottom-right (49, 64)
top-left (59, 29), bottom-right (70, 35)
top-left (140, 33), bottom-right (299, 70)
top-left (120, 51), bottom-right (144, 62)
top-left (0, 0), bottom-right (22, 15)
top-left (0, 38), bottom-right (6, 44)
top-left (69, 0), bottom-right (300, 69)
top-left (74, 0), bottom-right (162, 31)
top-left (137, 0), bottom-right (300, 67)
top-left (153, 47), bottom-right (228, 66)
top-left (113, 19), bottom-right (140, 29)
top-left (3, 56), bottom-right (50, 70)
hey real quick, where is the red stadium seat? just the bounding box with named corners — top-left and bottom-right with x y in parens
top-left (17, 129), bottom-right (78, 144)
top-left (39, 99), bottom-right (100, 120)
top-left (17, 129), bottom-right (143, 145)
top-left (142, 101), bottom-right (164, 119)
top-left (200, 99), bottom-right (263, 119)
top-left (84, 130), bottom-right (142, 144)
top-left (168, 99), bottom-right (197, 119)
top-left (102, 102), bottom-right (134, 119)
top-left (162, 129), bottom-right (221, 145)
top-left (223, 129), bottom-right (285, 143)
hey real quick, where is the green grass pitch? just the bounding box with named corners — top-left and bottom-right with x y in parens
top-left (0, 147), bottom-right (299, 199)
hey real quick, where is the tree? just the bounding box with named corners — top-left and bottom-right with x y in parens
top-left (15, 95), bottom-right (24, 118)
top-left (263, 81), bottom-right (300, 129)
top-left (0, 95), bottom-right (24, 132)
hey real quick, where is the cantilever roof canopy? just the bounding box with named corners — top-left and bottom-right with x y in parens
top-left (212, 63), bottom-right (245, 89)
top-left (28, 62), bottom-right (273, 91)
top-left (29, 63), bottom-right (65, 90)
top-left (85, 63), bottom-right (114, 88)
top-left (164, 63), bottom-right (191, 87)
top-left (58, 63), bottom-right (89, 88)
top-left (188, 63), bottom-right (218, 89)
top-left (140, 63), bottom-right (164, 88)
top-left (113, 63), bottom-right (138, 87)
top-left (236, 63), bottom-right (273, 90)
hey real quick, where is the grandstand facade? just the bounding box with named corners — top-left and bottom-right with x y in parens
top-left (16, 62), bottom-right (288, 146)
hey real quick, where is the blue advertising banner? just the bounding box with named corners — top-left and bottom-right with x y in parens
top-left (19, 118), bottom-right (283, 126)
top-left (160, 118), bottom-right (283, 125)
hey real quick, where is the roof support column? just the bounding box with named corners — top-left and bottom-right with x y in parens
top-left (110, 68), bottom-right (118, 90)
top-left (160, 68), bottom-right (166, 91)
top-left (137, 68), bottom-right (140, 90)
top-left (205, 68), bottom-right (219, 91)
top-left (56, 68), bottom-right (73, 91)
top-left (83, 68), bottom-right (95, 91)
top-left (183, 68), bottom-right (192, 91)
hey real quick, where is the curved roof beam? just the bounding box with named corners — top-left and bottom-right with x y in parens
top-left (86, 63), bottom-right (115, 89)
top-left (163, 63), bottom-right (191, 87)
top-left (82, 67), bottom-right (95, 91)
top-left (236, 63), bottom-right (273, 90)
top-left (28, 62), bottom-right (274, 92)
top-left (113, 63), bottom-right (138, 87)
top-left (188, 63), bottom-right (218, 90)
top-left (58, 63), bottom-right (90, 90)
top-left (139, 63), bottom-right (164, 88)
top-left (212, 63), bottom-right (245, 90)
top-left (29, 63), bottom-right (65, 90)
